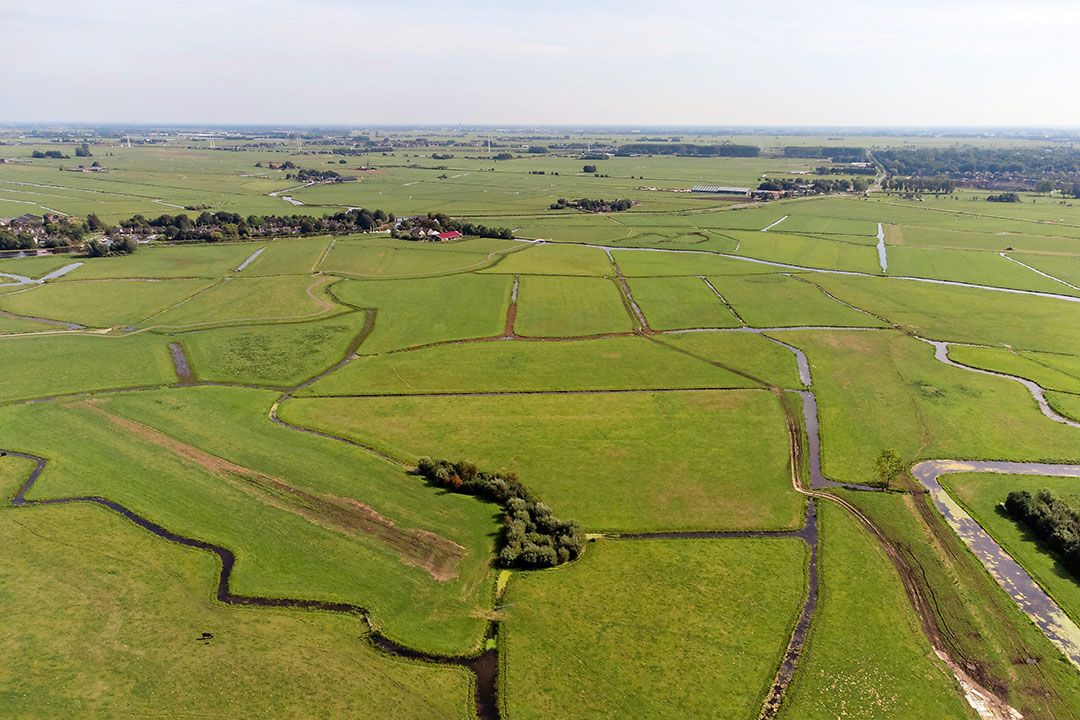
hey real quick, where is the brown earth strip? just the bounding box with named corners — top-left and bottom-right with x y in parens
top-left (81, 400), bottom-right (465, 581)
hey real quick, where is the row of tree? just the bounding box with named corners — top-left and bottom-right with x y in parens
top-left (986, 192), bottom-right (1021, 203)
top-left (1005, 489), bottom-right (1080, 575)
top-left (783, 146), bottom-right (868, 162)
top-left (759, 177), bottom-right (870, 193)
top-left (416, 458), bottom-right (584, 568)
top-left (117, 208), bottom-right (393, 242)
top-left (614, 142), bottom-right (759, 157)
top-left (881, 176), bottom-right (956, 194)
top-left (875, 146), bottom-right (1080, 178)
top-left (549, 197), bottom-right (634, 212)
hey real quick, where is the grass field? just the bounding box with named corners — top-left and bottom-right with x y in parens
top-left (946, 345), bottom-right (1080, 394)
top-left (179, 313), bottom-right (363, 386)
top-left (657, 331), bottom-right (804, 388)
top-left (0, 334), bottom-right (175, 402)
top-left (0, 455), bottom-right (472, 719)
top-left (776, 330), bottom-right (1080, 484)
top-left (779, 503), bottom-right (973, 720)
top-left (0, 278), bottom-right (213, 327)
top-left (320, 239), bottom-right (506, 278)
top-left (611, 248), bottom-right (779, 276)
top-left (279, 390), bottom-right (802, 532)
top-left (334, 274), bottom-right (511, 353)
top-left (715, 273), bottom-right (885, 328)
top-left (301, 335), bottom-right (761, 395)
top-left (811, 273), bottom-right (1080, 355)
top-left (514, 276), bottom-right (634, 336)
top-left (135, 275), bottom-right (341, 331)
top-left (886, 246), bottom-right (1080, 295)
top-left (628, 276), bottom-right (740, 330)
top-left (480, 242), bottom-right (613, 276)
top-left (61, 243), bottom-right (259, 280)
top-left (502, 538), bottom-right (807, 719)
top-left (0, 388), bottom-right (499, 656)
top-left (242, 236), bottom-right (333, 276)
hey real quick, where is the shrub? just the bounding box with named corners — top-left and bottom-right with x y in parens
top-left (416, 458), bottom-right (583, 569)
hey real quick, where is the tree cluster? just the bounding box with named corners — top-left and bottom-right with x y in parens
top-left (31, 150), bottom-right (67, 159)
top-left (550, 197), bottom-right (634, 212)
top-left (85, 236), bottom-right (137, 257)
top-left (1005, 489), bottom-right (1080, 575)
top-left (416, 458), bottom-right (584, 569)
top-left (75, 143), bottom-right (93, 157)
top-left (783, 146), bottom-right (868, 162)
top-left (815, 165), bottom-right (877, 176)
top-left (882, 176), bottom-right (956, 194)
top-left (986, 192), bottom-right (1021, 203)
top-left (392, 212), bottom-right (513, 240)
top-left (615, 143), bottom-right (759, 158)
top-left (758, 177), bottom-right (867, 193)
top-left (293, 168), bottom-right (354, 183)
top-left (118, 208), bottom-right (392, 242)
top-left (875, 146), bottom-right (1080, 179)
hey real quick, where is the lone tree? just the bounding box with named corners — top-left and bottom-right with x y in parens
top-left (875, 448), bottom-right (904, 488)
top-left (582, 164), bottom-right (598, 173)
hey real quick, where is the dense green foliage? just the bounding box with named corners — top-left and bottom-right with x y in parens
top-left (615, 142), bottom-right (759, 157)
top-left (549, 197), bottom-right (634, 212)
top-left (876, 146), bottom-right (1080, 179)
top-left (417, 458), bottom-right (583, 568)
top-left (1005, 489), bottom-right (1080, 574)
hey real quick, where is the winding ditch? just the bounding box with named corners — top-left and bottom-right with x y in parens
top-left (2, 447), bottom-right (502, 719)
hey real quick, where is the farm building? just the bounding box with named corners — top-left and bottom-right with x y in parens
top-left (437, 231), bottom-right (463, 241)
top-left (691, 185), bottom-right (751, 195)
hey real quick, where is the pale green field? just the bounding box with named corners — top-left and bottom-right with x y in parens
top-left (514, 276), bottom-right (634, 337)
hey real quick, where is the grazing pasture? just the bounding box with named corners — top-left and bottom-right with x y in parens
top-left (300, 335), bottom-right (760, 396)
top-left (333, 274), bottom-right (511, 353)
top-left (0, 387), bottom-right (499, 656)
top-left (514, 275), bottom-right (634, 337)
top-left (628, 276), bottom-right (741, 330)
top-left (502, 538), bottom-right (807, 719)
top-left (714, 273), bottom-right (885, 328)
top-left (480, 242), bottom-right (613, 276)
top-left (279, 390), bottom-right (802, 532)
top-left (778, 504), bottom-right (973, 720)
top-left (778, 330), bottom-right (1080, 484)
top-left (0, 457), bottom-right (473, 719)
top-left (0, 278), bottom-right (213, 327)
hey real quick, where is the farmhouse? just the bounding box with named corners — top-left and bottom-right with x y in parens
top-left (437, 231), bottom-right (462, 241)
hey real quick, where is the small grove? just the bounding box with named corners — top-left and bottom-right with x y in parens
top-left (1004, 489), bottom-right (1080, 575)
top-left (416, 458), bottom-right (584, 569)
top-left (549, 198), bottom-right (634, 212)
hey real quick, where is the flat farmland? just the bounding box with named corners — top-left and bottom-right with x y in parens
top-left (514, 275), bottom-right (634, 337)
top-left (0, 278), bottom-right (213, 327)
top-left (502, 538), bottom-right (807, 719)
top-left (278, 390), bottom-right (802, 532)
top-left (628, 276), bottom-right (741, 330)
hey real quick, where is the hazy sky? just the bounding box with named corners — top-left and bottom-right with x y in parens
top-left (4, 0), bottom-right (1079, 126)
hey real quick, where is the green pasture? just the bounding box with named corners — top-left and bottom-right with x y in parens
top-left (947, 345), bottom-right (1080, 394)
top-left (0, 334), bottom-right (175, 402)
top-left (61, 243), bottom-right (258, 280)
top-left (944, 473), bottom-right (1080, 627)
top-left (811, 274), bottom-right (1080, 355)
top-left (777, 330), bottom-right (1080, 484)
top-left (716, 274), bottom-right (885, 328)
top-left (301, 335), bottom-right (760, 396)
top-left (779, 503), bottom-right (973, 720)
top-left (0, 456), bottom-right (472, 719)
top-left (135, 275), bottom-right (341, 331)
top-left (179, 314), bottom-right (363, 386)
top-left (279, 390), bottom-right (802, 533)
top-left (611, 248), bottom-right (779, 276)
top-left (0, 279), bottom-right (213, 327)
top-left (729, 231), bottom-right (882, 274)
top-left (480, 242), bottom-right (613, 276)
top-left (886, 246), bottom-right (1080, 295)
top-left (1049, 392), bottom-right (1080, 422)
top-left (657, 331), bottom-right (804, 388)
top-left (242, 236), bottom-right (333, 276)
top-left (333, 274), bottom-right (510, 353)
top-left (514, 276), bottom-right (633, 337)
top-left (503, 538), bottom-right (807, 719)
top-left (0, 387), bottom-right (497, 656)
top-left (627, 276), bottom-right (740, 330)
top-left (320, 239), bottom-right (507, 278)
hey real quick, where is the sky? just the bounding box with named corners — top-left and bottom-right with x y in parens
top-left (3, 0), bottom-right (1080, 127)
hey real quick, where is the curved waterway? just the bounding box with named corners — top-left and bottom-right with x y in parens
top-left (919, 337), bottom-right (1080, 429)
top-left (912, 459), bottom-right (1080, 669)
top-left (3, 448), bottom-right (501, 719)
